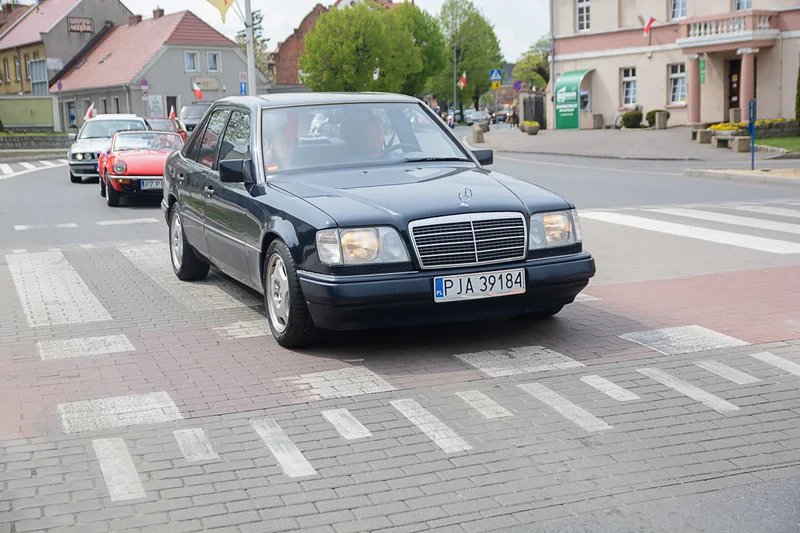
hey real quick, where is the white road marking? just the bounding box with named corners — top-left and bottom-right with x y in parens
top-left (12, 249), bottom-right (26, 253)
top-left (37, 334), bottom-right (135, 361)
top-left (214, 320), bottom-right (272, 339)
top-left (14, 223), bottom-right (78, 230)
top-left (518, 383), bottom-right (613, 432)
top-left (582, 211), bottom-right (800, 254)
top-left (55, 223), bottom-right (78, 228)
top-left (284, 366), bottom-right (395, 400)
top-left (648, 207), bottom-right (800, 235)
top-left (58, 159), bottom-right (69, 164)
top-left (322, 409), bottom-right (373, 440)
top-left (391, 398), bottom-right (472, 453)
top-left (48, 248), bottom-right (61, 251)
top-left (118, 243), bottom-right (249, 311)
top-left (146, 239), bottom-right (162, 243)
top-left (456, 390), bottom-right (514, 419)
top-left (0, 163), bottom-right (12, 174)
top-left (79, 244), bottom-right (95, 249)
top-left (6, 251), bottom-right (112, 328)
top-left (92, 438), bottom-right (146, 501)
top-left (735, 205), bottom-right (800, 220)
top-left (637, 368), bottom-right (739, 413)
top-left (0, 163), bottom-right (67, 182)
top-left (97, 218), bottom-right (159, 226)
top-left (694, 360), bottom-right (761, 385)
top-left (38, 160), bottom-right (56, 167)
top-left (751, 351), bottom-right (800, 378)
top-left (619, 325), bottom-right (749, 355)
top-left (574, 293), bottom-right (600, 302)
top-left (454, 345), bottom-right (584, 378)
top-left (251, 418), bottom-right (317, 477)
top-left (58, 391), bottom-right (183, 433)
top-left (580, 375), bottom-right (640, 401)
top-left (174, 428), bottom-right (219, 462)
top-left (18, 162), bottom-right (36, 170)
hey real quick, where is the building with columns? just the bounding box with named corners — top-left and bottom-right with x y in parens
top-left (548, 0), bottom-right (800, 129)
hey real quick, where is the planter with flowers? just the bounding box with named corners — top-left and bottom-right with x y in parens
top-left (522, 121), bottom-right (540, 135)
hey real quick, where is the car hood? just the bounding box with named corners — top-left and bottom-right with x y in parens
top-left (269, 164), bottom-right (571, 227)
top-left (70, 138), bottom-right (111, 154)
top-left (112, 151), bottom-right (170, 176)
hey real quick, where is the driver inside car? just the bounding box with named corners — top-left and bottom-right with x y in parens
top-left (343, 113), bottom-right (402, 163)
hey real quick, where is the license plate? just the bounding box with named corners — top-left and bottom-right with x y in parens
top-left (434, 268), bottom-right (525, 303)
top-left (141, 179), bottom-right (162, 190)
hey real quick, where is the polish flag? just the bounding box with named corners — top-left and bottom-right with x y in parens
top-left (192, 82), bottom-right (203, 100)
top-left (169, 105), bottom-right (176, 119)
top-left (84, 102), bottom-right (96, 120)
top-left (458, 71), bottom-right (467, 90)
top-left (639, 14), bottom-right (656, 36)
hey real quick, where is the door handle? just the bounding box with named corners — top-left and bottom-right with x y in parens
top-left (203, 185), bottom-right (214, 197)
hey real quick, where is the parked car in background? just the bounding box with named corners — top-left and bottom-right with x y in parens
top-left (466, 110), bottom-right (489, 125)
top-left (162, 93), bottom-right (595, 348)
top-left (98, 131), bottom-right (183, 207)
top-left (68, 114), bottom-right (149, 183)
top-left (145, 116), bottom-right (189, 143)
top-left (179, 102), bottom-right (213, 132)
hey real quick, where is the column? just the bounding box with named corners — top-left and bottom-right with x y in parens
top-left (738, 48), bottom-right (757, 122)
top-left (686, 54), bottom-right (701, 124)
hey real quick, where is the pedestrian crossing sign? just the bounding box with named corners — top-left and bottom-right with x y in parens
top-left (490, 69), bottom-right (502, 82)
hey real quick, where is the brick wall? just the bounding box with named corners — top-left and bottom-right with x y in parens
top-left (273, 4), bottom-right (327, 86)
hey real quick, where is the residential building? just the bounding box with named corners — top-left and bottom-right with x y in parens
top-left (0, 3), bottom-right (31, 33)
top-left (0, 0), bottom-right (132, 95)
top-left (549, 0), bottom-right (800, 129)
top-left (52, 9), bottom-right (267, 128)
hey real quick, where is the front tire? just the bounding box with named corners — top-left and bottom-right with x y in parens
top-left (106, 184), bottom-right (120, 207)
top-left (169, 207), bottom-right (209, 281)
top-left (264, 240), bottom-right (318, 348)
top-left (70, 171), bottom-right (81, 184)
top-left (99, 176), bottom-right (106, 197)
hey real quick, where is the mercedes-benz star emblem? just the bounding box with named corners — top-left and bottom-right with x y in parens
top-left (458, 188), bottom-right (472, 207)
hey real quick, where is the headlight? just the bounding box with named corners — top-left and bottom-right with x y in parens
top-left (84, 153), bottom-right (93, 160)
top-left (316, 227), bottom-right (410, 266)
top-left (529, 210), bottom-right (580, 250)
top-left (75, 153), bottom-right (83, 160)
top-left (112, 161), bottom-right (127, 174)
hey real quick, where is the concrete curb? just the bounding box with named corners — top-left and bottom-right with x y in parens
top-left (684, 168), bottom-right (800, 186)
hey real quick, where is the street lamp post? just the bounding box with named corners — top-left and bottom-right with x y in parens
top-left (453, 37), bottom-right (467, 119)
top-left (244, 0), bottom-right (258, 96)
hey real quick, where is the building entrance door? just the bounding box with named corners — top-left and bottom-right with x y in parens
top-left (729, 59), bottom-right (741, 110)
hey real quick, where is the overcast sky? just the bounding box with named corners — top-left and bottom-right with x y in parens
top-left (114, 0), bottom-right (549, 63)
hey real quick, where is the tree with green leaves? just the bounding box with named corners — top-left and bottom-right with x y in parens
top-left (394, 3), bottom-right (446, 97)
top-left (236, 10), bottom-right (272, 82)
top-left (512, 35), bottom-right (551, 91)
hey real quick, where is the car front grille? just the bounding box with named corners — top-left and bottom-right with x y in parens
top-left (409, 213), bottom-right (527, 269)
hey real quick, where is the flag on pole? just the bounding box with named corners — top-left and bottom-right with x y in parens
top-left (458, 71), bottom-right (467, 89)
top-left (169, 105), bottom-right (176, 119)
top-left (206, 0), bottom-right (233, 23)
top-left (193, 82), bottom-right (204, 100)
top-left (84, 102), bottom-right (95, 120)
top-left (638, 14), bottom-right (656, 36)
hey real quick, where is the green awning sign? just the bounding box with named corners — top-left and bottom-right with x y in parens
top-left (555, 69), bottom-right (593, 130)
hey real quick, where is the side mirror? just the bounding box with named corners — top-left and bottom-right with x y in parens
top-left (473, 149), bottom-right (493, 166)
top-left (68, 133), bottom-right (76, 141)
top-left (219, 158), bottom-right (255, 185)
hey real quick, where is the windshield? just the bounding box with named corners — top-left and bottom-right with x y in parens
top-left (180, 104), bottom-right (211, 120)
top-left (261, 102), bottom-right (468, 174)
top-left (79, 120), bottom-right (146, 139)
top-left (147, 119), bottom-right (176, 132)
top-left (112, 131), bottom-right (182, 152)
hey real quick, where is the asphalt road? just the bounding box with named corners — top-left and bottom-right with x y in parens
top-left (1, 156), bottom-right (800, 533)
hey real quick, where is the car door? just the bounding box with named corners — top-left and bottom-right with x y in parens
top-left (203, 109), bottom-right (252, 283)
top-left (178, 108), bottom-right (231, 260)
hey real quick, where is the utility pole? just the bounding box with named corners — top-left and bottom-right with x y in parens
top-left (244, 0), bottom-right (258, 96)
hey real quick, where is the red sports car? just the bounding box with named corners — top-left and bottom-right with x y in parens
top-left (99, 131), bottom-right (183, 207)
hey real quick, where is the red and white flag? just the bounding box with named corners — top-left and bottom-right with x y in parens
top-left (84, 102), bottom-right (96, 120)
top-left (639, 14), bottom-right (656, 36)
top-left (458, 71), bottom-right (467, 90)
top-left (169, 105), bottom-right (176, 119)
top-left (192, 82), bottom-right (203, 100)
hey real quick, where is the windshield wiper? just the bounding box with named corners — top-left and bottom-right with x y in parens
top-left (404, 157), bottom-right (471, 163)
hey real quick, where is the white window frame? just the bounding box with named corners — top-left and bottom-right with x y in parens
top-left (112, 96), bottom-right (120, 113)
top-left (100, 97), bottom-right (107, 114)
top-left (14, 55), bottom-right (20, 81)
top-left (24, 54), bottom-right (30, 80)
top-left (184, 51), bottom-right (199, 73)
top-left (576, 0), bottom-right (590, 31)
top-left (3, 59), bottom-right (8, 82)
top-left (669, 0), bottom-right (686, 20)
top-left (733, 0), bottom-right (752, 10)
top-left (621, 67), bottom-right (637, 106)
top-left (668, 63), bottom-right (687, 104)
top-left (207, 51), bottom-right (221, 73)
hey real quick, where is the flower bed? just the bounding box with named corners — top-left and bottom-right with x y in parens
top-left (709, 118), bottom-right (800, 139)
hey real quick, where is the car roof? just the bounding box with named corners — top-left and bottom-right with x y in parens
top-left (88, 114), bottom-right (143, 121)
top-left (215, 92), bottom-right (419, 110)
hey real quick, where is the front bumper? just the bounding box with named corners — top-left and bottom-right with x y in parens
top-left (69, 160), bottom-right (99, 177)
top-left (298, 252), bottom-right (596, 331)
top-left (107, 175), bottom-right (163, 196)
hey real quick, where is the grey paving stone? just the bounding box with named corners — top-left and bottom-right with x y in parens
top-left (201, 510), bottom-right (262, 529)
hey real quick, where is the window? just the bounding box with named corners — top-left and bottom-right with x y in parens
top-left (219, 111), bottom-right (251, 161)
top-left (14, 55), bottom-right (20, 80)
top-left (196, 108), bottom-right (231, 168)
top-left (33, 51), bottom-right (39, 60)
top-left (621, 67), bottom-right (637, 105)
top-left (3, 59), bottom-right (8, 82)
top-left (669, 64), bottom-right (687, 104)
top-left (112, 96), bottom-right (120, 113)
top-left (184, 51), bottom-right (199, 72)
top-left (24, 54), bottom-right (29, 79)
top-left (670, 0), bottom-right (686, 20)
top-left (207, 52), bottom-right (221, 73)
top-left (101, 98), bottom-right (108, 114)
top-left (576, 0), bottom-right (590, 31)
top-left (734, 0), bottom-right (752, 10)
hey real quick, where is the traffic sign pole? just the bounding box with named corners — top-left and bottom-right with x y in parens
top-left (489, 69), bottom-right (502, 130)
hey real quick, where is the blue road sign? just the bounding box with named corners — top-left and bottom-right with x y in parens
top-left (513, 80), bottom-right (523, 91)
top-left (239, 82), bottom-right (247, 95)
top-left (490, 69), bottom-right (502, 82)
top-left (749, 98), bottom-right (756, 171)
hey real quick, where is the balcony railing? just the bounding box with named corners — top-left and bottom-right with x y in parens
top-left (679, 10), bottom-right (777, 41)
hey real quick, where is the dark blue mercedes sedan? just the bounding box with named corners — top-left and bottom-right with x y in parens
top-left (162, 93), bottom-right (595, 348)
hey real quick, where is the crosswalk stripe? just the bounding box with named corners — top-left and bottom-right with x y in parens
top-left (251, 418), bottom-right (317, 477)
top-left (58, 159), bottom-right (69, 164)
top-left (322, 409), bottom-right (373, 440)
top-left (18, 162), bottom-right (36, 170)
top-left (619, 325), bottom-right (749, 356)
top-left (174, 428), bottom-right (219, 462)
top-left (582, 211), bottom-right (800, 254)
top-left (58, 392), bottom-right (183, 433)
top-left (391, 399), bottom-right (472, 453)
top-left (92, 438), bottom-right (146, 501)
top-left (97, 218), bottom-right (159, 226)
top-left (518, 383), bottom-right (612, 431)
top-left (648, 207), bottom-right (800, 235)
top-left (574, 293), bottom-right (600, 302)
top-left (637, 368), bottom-right (739, 413)
top-left (38, 160), bottom-right (56, 167)
top-left (456, 390), bottom-right (514, 419)
top-left (580, 375), bottom-right (639, 401)
top-left (751, 352), bottom-right (800, 378)
top-left (735, 205), bottom-right (800, 220)
top-left (0, 163), bottom-right (12, 174)
top-left (37, 334), bottom-right (135, 360)
top-left (12, 248), bottom-right (27, 253)
top-left (454, 345), bottom-right (584, 378)
top-left (694, 360), bottom-right (761, 385)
